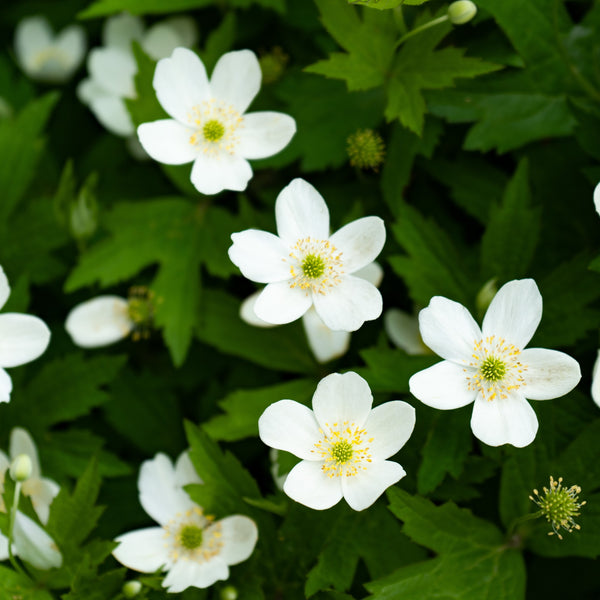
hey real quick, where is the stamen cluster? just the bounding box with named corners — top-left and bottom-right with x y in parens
top-left (163, 507), bottom-right (223, 562)
top-left (188, 99), bottom-right (243, 155)
top-left (287, 237), bottom-right (344, 295)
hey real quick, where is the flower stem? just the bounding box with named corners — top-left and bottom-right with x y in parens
top-left (395, 15), bottom-right (449, 48)
top-left (7, 481), bottom-right (27, 577)
top-left (506, 510), bottom-right (542, 539)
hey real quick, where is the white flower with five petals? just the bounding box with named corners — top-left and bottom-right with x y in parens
top-left (259, 371), bottom-right (415, 511)
top-left (229, 179), bottom-right (385, 331)
top-left (113, 452), bottom-right (258, 593)
top-left (409, 279), bottom-right (581, 447)
top-left (137, 47), bottom-right (296, 195)
top-left (15, 16), bottom-right (86, 84)
top-left (0, 266), bottom-right (51, 402)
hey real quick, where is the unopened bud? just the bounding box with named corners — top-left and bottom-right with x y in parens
top-left (69, 172), bottom-right (98, 242)
top-left (220, 585), bottom-right (238, 600)
top-left (259, 47), bottom-right (289, 84)
top-left (476, 277), bottom-right (498, 319)
top-left (10, 454), bottom-right (32, 482)
top-left (447, 0), bottom-right (477, 25)
top-left (122, 580), bottom-right (142, 597)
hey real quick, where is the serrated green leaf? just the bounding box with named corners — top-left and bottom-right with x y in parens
top-left (200, 13), bottom-right (236, 73)
top-left (0, 565), bottom-right (53, 599)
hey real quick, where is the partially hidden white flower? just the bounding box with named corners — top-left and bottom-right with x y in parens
top-left (65, 295), bottom-right (133, 348)
top-left (113, 451), bottom-right (258, 593)
top-left (258, 371), bottom-right (415, 511)
top-left (229, 179), bottom-right (386, 332)
top-left (594, 181), bottom-right (600, 216)
top-left (409, 279), bottom-right (581, 448)
top-left (0, 266), bottom-right (51, 402)
top-left (78, 13), bottom-right (198, 137)
top-left (241, 263), bottom-right (384, 363)
top-left (384, 309), bottom-right (430, 355)
top-left (137, 47), bottom-right (296, 195)
top-left (591, 350), bottom-right (600, 408)
top-left (0, 428), bottom-right (62, 569)
top-left (14, 16), bottom-right (86, 83)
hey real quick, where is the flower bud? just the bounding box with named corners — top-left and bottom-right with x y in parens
top-left (10, 454), bottom-right (32, 482)
top-left (69, 180), bottom-right (98, 242)
top-left (475, 277), bottom-right (498, 318)
top-left (447, 1), bottom-right (477, 25)
top-left (122, 580), bottom-right (142, 598)
top-left (220, 586), bottom-right (238, 600)
top-left (259, 47), bottom-right (289, 84)
top-left (346, 129), bottom-right (385, 171)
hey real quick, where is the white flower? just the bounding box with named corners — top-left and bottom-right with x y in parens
top-left (258, 372), bottom-right (415, 511)
top-left (229, 179), bottom-right (386, 331)
top-left (65, 295), bottom-right (133, 348)
top-left (0, 428), bottom-right (62, 570)
top-left (384, 309), bottom-right (430, 355)
top-left (409, 279), bottom-right (581, 448)
top-left (594, 181), bottom-right (600, 216)
top-left (113, 452), bottom-right (258, 593)
top-left (591, 350), bottom-right (600, 408)
top-left (137, 47), bottom-right (296, 195)
top-left (0, 266), bottom-right (51, 402)
top-left (241, 263), bottom-right (384, 363)
top-left (14, 16), bottom-right (86, 83)
top-left (78, 13), bottom-right (198, 137)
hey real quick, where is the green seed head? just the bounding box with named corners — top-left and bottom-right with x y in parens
top-left (330, 441), bottom-right (353, 464)
top-left (302, 254), bottom-right (326, 279)
top-left (203, 119), bottom-right (225, 142)
top-left (447, 0), bottom-right (477, 25)
top-left (346, 128), bottom-right (385, 171)
top-left (179, 525), bottom-right (204, 550)
top-left (479, 356), bottom-right (507, 382)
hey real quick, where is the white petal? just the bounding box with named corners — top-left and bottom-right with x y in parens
top-left (0, 450), bottom-right (9, 473)
top-left (23, 477), bottom-right (60, 525)
top-left (190, 152), bottom-right (252, 195)
top-left (384, 309), bottom-right (428, 355)
top-left (594, 182), bottom-right (600, 217)
top-left (142, 23), bottom-right (182, 60)
top-left (14, 511), bottom-right (62, 570)
top-left (210, 50), bottom-right (261, 114)
top-left (174, 451), bottom-right (202, 487)
top-left (283, 460), bottom-right (343, 510)
top-left (470, 392), bottom-right (538, 447)
top-left (237, 112), bottom-right (296, 159)
top-left (312, 372), bottom-right (373, 432)
top-left (520, 348), bottom-right (581, 400)
top-left (88, 47), bottom-right (136, 98)
top-left (329, 217), bottom-right (386, 274)
top-left (0, 533), bottom-right (8, 561)
top-left (218, 515), bottom-right (258, 565)
top-left (312, 275), bottom-right (382, 332)
top-left (254, 281), bottom-right (313, 325)
top-left (342, 460), bottom-right (405, 511)
top-left (258, 400), bottom-right (321, 460)
top-left (228, 230), bottom-right (290, 283)
top-left (103, 13), bottom-right (144, 50)
top-left (162, 17), bottom-right (198, 49)
top-left (113, 527), bottom-right (170, 573)
top-left (363, 401), bottom-right (415, 461)
top-left (0, 314), bottom-right (50, 368)
top-left (302, 308), bottom-right (350, 363)
top-left (139, 453), bottom-right (196, 526)
top-left (14, 17), bottom-right (53, 70)
top-left (137, 119), bottom-right (198, 165)
top-left (275, 179), bottom-right (329, 246)
top-left (89, 95), bottom-right (134, 137)
top-left (353, 261), bottom-right (383, 287)
top-left (592, 350), bottom-right (600, 408)
top-left (54, 25), bottom-right (86, 73)
top-left (482, 279), bottom-right (542, 349)
top-left (10, 427), bottom-right (40, 478)
top-left (163, 558), bottom-right (228, 592)
top-left (65, 296), bottom-right (132, 348)
top-left (0, 266), bottom-right (9, 310)
top-left (418, 297), bottom-right (481, 363)
top-left (240, 291), bottom-right (277, 328)
top-left (0, 368), bottom-right (12, 403)
top-left (154, 47), bottom-right (211, 125)
top-left (409, 360), bottom-right (477, 409)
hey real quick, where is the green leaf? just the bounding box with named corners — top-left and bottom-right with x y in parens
top-left (203, 378), bottom-right (315, 441)
top-left (306, 0), bottom-right (396, 91)
top-left (480, 159), bottom-right (541, 281)
top-left (0, 565), bottom-right (53, 599)
top-left (199, 13), bottom-right (236, 73)
top-left (366, 488), bottom-right (526, 600)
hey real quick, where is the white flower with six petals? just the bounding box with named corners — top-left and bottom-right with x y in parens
top-left (259, 371), bottom-right (415, 511)
top-left (409, 279), bottom-right (581, 447)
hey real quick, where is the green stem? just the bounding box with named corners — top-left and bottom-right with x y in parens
top-left (395, 15), bottom-right (449, 48)
top-left (393, 6), bottom-right (407, 35)
top-left (506, 510), bottom-right (542, 539)
top-left (7, 482), bottom-right (27, 578)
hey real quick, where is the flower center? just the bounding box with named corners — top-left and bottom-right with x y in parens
top-left (127, 286), bottom-right (155, 341)
top-left (465, 335), bottom-right (527, 401)
top-left (287, 237), bottom-right (344, 295)
top-left (179, 525), bottom-right (203, 549)
top-left (188, 99), bottom-right (243, 155)
top-left (312, 421), bottom-right (373, 477)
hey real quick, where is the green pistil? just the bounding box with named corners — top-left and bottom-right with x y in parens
top-left (479, 356), bottom-right (507, 382)
top-left (203, 119), bottom-right (225, 142)
top-left (180, 525), bottom-right (204, 550)
top-left (302, 254), bottom-right (326, 279)
top-left (331, 441), bottom-right (353, 464)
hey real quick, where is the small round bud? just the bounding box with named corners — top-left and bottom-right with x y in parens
top-left (122, 580), bottom-right (142, 598)
top-left (476, 277), bottom-right (498, 318)
top-left (447, 1), bottom-right (477, 25)
top-left (220, 586), bottom-right (238, 600)
top-left (10, 454), bottom-right (32, 482)
top-left (346, 129), bottom-right (385, 171)
top-left (259, 47), bottom-right (289, 84)
top-left (69, 187), bottom-right (98, 242)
